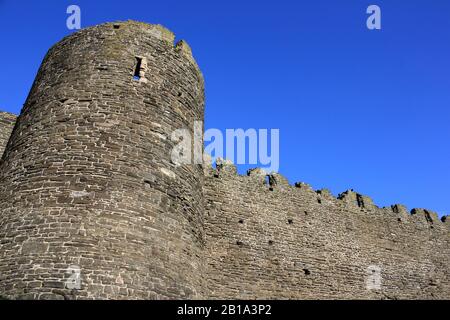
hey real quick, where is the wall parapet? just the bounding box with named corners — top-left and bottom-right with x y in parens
top-left (204, 157), bottom-right (449, 228)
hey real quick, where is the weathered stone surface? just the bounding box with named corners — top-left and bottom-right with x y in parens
top-left (0, 112), bottom-right (16, 158)
top-left (203, 169), bottom-right (450, 299)
top-left (0, 20), bottom-right (448, 300)
top-left (0, 21), bottom-right (205, 300)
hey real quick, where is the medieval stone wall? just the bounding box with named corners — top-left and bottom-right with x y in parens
top-left (0, 21), bottom-right (448, 300)
top-left (203, 160), bottom-right (450, 299)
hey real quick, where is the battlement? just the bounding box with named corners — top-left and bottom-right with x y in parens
top-left (204, 157), bottom-right (448, 230)
top-left (107, 21), bottom-right (201, 74)
top-left (203, 158), bottom-right (450, 299)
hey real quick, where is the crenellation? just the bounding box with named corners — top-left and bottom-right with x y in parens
top-left (337, 189), bottom-right (359, 207)
top-left (410, 208), bottom-right (440, 225)
top-left (203, 164), bottom-right (450, 299)
top-left (336, 189), bottom-right (377, 211)
top-left (442, 216), bottom-right (450, 231)
top-left (175, 40), bottom-right (195, 63)
top-left (316, 188), bottom-right (331, 197)
top-left (391, 204), bottom-right (409, 217)
top-left (246, 168), bottom-right (267, 185)
top-left (294, 181), bottom-right (314, 192)
top-left (268, 173), bottom-right (290, 189)
top-left (359, 194), bottom-right (376, 210)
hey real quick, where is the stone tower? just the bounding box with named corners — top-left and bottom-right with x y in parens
top-left (0, 21), bottom-right (205, 299)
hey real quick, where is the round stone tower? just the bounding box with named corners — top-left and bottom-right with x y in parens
top-left (0, 21), bottom-right (205, 299)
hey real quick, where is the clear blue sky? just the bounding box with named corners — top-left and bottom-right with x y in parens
top-left (0, 0), bottom-right (449, 216)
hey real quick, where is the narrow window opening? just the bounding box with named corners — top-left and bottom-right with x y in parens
top-left (303, 269), bottom-right (311, 275)
top-left (238, 219), bottom-right (244, 224)
top-left (397, 218), bottom-right (402, 222)
top-left (424, 210), bottom-right (433, 224)
top-left (356, 194), bottom-right (365, 208)
top-left (113, 24), bottom-right (120, 29)
top-left (317, 198), bottom-right (322, 204)
top-left (288, 219), bottom-right (293, 225)
top-left (304, 211), bottom-right (308, 216)
top-left (268, 240), bottom-right (274, 245)
top-left (133, 57), bottom-right (142, 81)
top-left (236, 241), bottom-right (243, 246)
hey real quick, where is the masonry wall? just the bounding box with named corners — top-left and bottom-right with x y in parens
top-left (0, 112), bottom-right (16, 157)
top-left (203, 161), bottom-right (450, 299)
top-left (0, 21), bottom-right (205, 300)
